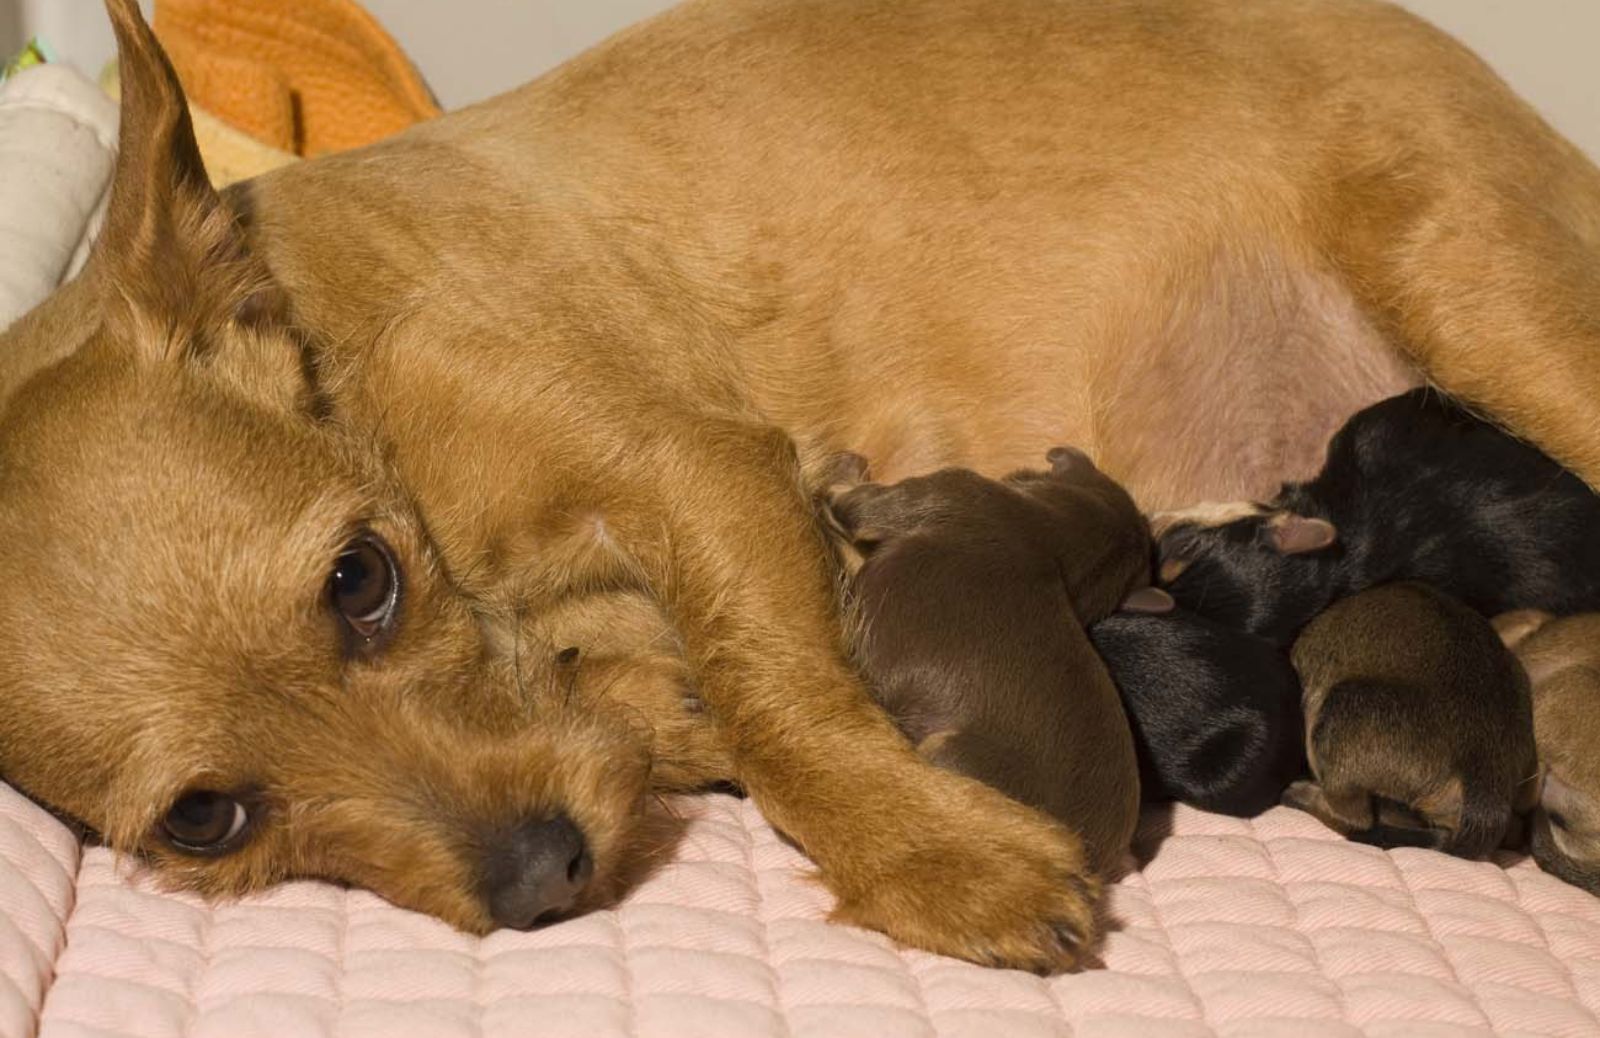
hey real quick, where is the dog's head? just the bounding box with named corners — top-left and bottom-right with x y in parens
top-left (1152, 502), bottom-right (1340, 645)
top-left (0, 0), bottom-right (656, 933)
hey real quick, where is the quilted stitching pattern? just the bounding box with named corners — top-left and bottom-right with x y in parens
top-left (2, 785), bottom-right (1596, 1038)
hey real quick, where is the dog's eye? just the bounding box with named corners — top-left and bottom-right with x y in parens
top-left (163, 791), bottom-right (250, 853)
top-left (330, 534), bottom-right (399, 643)
top-left (1548, 811), bottom-right (1570, 831)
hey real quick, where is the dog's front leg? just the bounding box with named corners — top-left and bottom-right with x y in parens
top-left (625, 419), bottom-right (1099, 972)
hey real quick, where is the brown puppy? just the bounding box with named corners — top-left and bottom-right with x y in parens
top-left (827, 448), bottom-right (1147, 874)
top-left (5, 0), bottom-right (1600, 971)
top-left (1496, 611), bottom-right (1600, 894)
top-left (1287, 583), bottom-right (1537, 857)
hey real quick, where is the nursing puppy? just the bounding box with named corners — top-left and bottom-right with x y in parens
top-left (1089, 607), bottom-right (1304, 817)
top-left (1287, 583), bottom-right (1537, 856)
top-left (826, 448), bottom-right (1145, 874)
top-left (1157, 389), bottom-right (1600, 646)
top-left (1496, 611), bottom-right (1600, 894)
top-left (8, 0), bottom-right (1600, 973)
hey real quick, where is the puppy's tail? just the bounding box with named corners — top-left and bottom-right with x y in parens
top-left (1438, 779), bottom-right (1514, 860)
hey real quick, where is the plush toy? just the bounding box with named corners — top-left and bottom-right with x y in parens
top-left (0, 59), bottom-right (118, 330)
top-left (105, 0), bottom-right (440, 187)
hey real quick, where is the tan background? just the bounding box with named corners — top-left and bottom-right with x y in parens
top-left (4, 1), bottom-right (1599, 160)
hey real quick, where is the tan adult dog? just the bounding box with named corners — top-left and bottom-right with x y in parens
top-left (1, 0), bottom-right (1599, 972)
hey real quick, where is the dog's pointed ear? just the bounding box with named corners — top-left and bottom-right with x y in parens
top-left (1264, 514), bottom-right (1338, 555)
top-left (90, 0), bottom-right (282, 342)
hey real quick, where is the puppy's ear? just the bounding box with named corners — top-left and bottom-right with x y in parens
top-left (1046, 445), bottom-right (1093, 474)
top-left (1264, 514), bottom-right (1337, 555)
top-left (1119, 587), bottom-right (1176, 614)
top-left (1157, 558), bottom-right (1189, 584)
top-left (91, 0), bottom-right (282, 349)
top-left (1492, 609), bottom-right (1553, 651)
top-left (824, 481), bottom-right (891, 548)
top-left (819, 451), bottom-right (871, 494)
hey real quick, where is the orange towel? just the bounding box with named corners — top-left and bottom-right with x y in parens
top-left (153, 0), bottom-right (440, 159)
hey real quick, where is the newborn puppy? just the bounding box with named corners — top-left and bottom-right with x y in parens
top-left (1496, 611), bottom-right (1600, 894)
top-left (1287, 582), bottom-right (1537, 857)
top-left (1089, 604), bottom-right (1305, 817)
top-left (1157, 388), bottom-right (1600, 646)
top-left (827, 448), bottom-right (1146, 873)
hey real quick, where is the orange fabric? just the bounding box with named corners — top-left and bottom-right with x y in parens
top-left (153, 0), bottom-right (440, 158)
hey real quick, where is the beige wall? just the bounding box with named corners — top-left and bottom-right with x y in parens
top-left (4, 1), bottom-right (1598, 160)
top-left (1397, 0), bottom-right (1600, 160)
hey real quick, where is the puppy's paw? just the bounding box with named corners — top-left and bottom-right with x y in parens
top-left (828, 774), bottom-right (1101, 973)
top-left (1281, 779), bottom-right (1322, 812)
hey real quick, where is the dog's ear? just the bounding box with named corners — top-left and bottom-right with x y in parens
top-left (91, 0), bottom-right (283, 348)
top-left (1264, 513), bottom-right (1337, 555)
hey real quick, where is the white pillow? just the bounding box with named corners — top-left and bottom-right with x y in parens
top-left (0, 63), bottom-right (117, 332)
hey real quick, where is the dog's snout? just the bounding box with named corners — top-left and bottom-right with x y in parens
top-left (482, 814), bottom-right (594, 930)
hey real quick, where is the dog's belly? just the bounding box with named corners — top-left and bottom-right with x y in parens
top-left (745, 239), bottom-right (1416, 512)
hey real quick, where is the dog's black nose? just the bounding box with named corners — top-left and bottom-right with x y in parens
top-left (482, 814), bottom-right (593, 930)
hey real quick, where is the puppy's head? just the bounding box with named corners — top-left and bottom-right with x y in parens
top-left (1498, 612), bottom-right (1600, 894)
top-left (823, 464), bottom-right (1014, 555)
top-left (0, 0), bottom-right (654, 933)
top-left (1152, 502), bottom-right (1339, 644)
top-left (1005, 446), bottom-right (1139, 522)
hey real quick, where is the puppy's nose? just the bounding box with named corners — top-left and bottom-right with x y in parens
top-left (482, 814), bottom-right (593, 930)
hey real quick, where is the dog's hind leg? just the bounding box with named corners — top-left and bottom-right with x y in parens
top-left (625, 418), bottom-right (1099, 972)
top-left (1316, 50), bottom-right (1600, 490)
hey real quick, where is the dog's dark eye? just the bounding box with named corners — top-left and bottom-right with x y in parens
top-left (330, 534), bottom-right (399, 642)
top-left (163, 791), bottom-right (249, 853)
top-left (1548, 811), bottom-right (1570, 831)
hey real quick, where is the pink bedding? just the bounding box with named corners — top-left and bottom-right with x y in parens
top-left (3, 782), bottom-right (1598, 1038)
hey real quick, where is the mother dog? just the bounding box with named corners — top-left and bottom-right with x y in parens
top-left (0, 0), bottom-right (1596, 972)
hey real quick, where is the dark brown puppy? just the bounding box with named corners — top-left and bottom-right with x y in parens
top-left (826, 448), bottom-right (1147, 874)
top-left (1287, 582), bottom-right (1537, 857)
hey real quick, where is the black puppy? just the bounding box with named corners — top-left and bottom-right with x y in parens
top-left (1090, 604), bottom-right (1305, 817)
top-left (1156, 388), bottom-right (1600, 646)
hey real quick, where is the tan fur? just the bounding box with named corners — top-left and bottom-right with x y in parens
top-left (1496, 612), bottom-right (1600, 892)
top-left (2, 0), bottom-right (1600, 970)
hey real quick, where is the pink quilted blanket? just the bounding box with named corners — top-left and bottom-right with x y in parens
top-left (3, 783), bottom-right (1598, 1038)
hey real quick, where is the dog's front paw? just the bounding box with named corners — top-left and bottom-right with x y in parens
top-left (828, 773), bottom-right (1100, 973)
